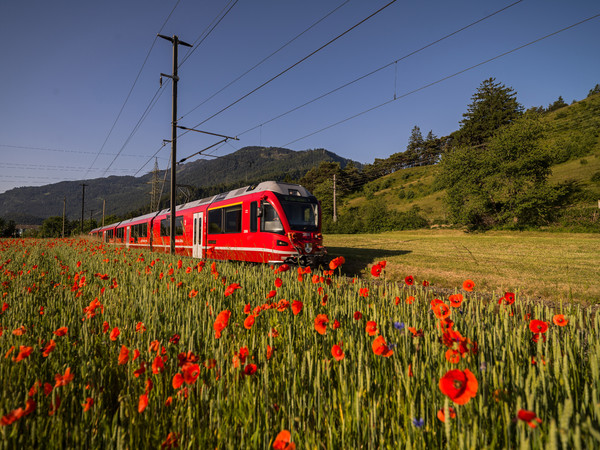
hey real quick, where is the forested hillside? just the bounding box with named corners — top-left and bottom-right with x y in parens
top-left (304, 80), bottom-right (600, 233)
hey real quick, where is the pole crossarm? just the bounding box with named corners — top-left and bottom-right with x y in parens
top-left (176, 126), bottom-right (238, 141)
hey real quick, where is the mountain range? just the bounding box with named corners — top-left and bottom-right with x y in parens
top-left (0, 146), bottom-right (356, 225)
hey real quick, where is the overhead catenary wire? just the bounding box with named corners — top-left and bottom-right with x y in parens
top-left (177, 0), bottom-right (240, 68)
top-left (178, 0), bottom-right (351, 121)
top-left (234, 0), bottom-right (524, 139)
top-left (180, 0), bottom-right (399, 136)
top-left (85, 0), bottom-right (182, 177)
top-left (280, 12), bottom-right (600, 148)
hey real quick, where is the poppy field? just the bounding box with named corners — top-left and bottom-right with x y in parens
top-left (1, 238), bottom-right (600, 448)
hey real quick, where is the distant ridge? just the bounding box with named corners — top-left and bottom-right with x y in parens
top-left (0, 146), bottom-right (358, 225)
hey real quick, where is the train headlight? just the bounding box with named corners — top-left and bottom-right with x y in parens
top-left (304, 243), bottom-right (313, 254)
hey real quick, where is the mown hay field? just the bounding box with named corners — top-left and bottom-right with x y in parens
top-left (325, 230), bottom-right (600, 306)
top-left (1, 238), bottom-right (599, 449)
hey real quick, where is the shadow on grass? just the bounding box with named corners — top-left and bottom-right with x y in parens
top-left (325, 246), bottom-right (411, 277)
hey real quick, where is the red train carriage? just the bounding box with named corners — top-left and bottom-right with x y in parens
top-left (90, 181), bottom-right (326, 265)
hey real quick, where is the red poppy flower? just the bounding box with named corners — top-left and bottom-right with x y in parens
top-left (438, 369), bottom-right (478, 405)
top-left (266, 345), bottom-right (274, 360)
top-left (354, 311), bottom-right (363, 320)
top-left (83, 397), bottom-right (94, 412)
top-left (14, 345), bottom-right (33, 362)
top-left (41, 339), bottom-right (56, 357)
top-left (422, 280), bottom-right (430, 287)
top-left (136, 322), bottom-right (146, 333)
top-left (433, 303), bottom-right (451, 320)
top-left (53, 327), bottom-right (68, 337)
top-left (372, 335), bottom-right (393, 357)
top-left (365, 321), bottom-right (378, 336)
top-left (291, 300), bottom-right (303, 315)
top-left (436, 406), bottom-right (456, 422)
top-left (359, 288), bottom-right (369, 297)
top-left (244, 364), bottom-right (257, 375)
top-left (405, 275), bottom-right (414, 286)
top-left (462, 279), bottom-right (475, 292)
top-left (329, 256), bottom-right (345, 271)
top-left (172, 373), bottom-right (184, 389)
top-left (504, 292), bottom-right (515, 304)
top-left (182, 363), bottom-right (200, 385)
top-left (331, 343), bottom-right (344, 361)
top-left (517, 409), bottom-right (542, 428)
top-left (314, 314), bottom-right (329, 335)
top-left (552, 314), bottom-right (568, 327)
top-left (152, 355), bottom-right (165, 374)
top-left (445, 349), bottom-right (461, 364)
top-left (405, 296), bottom-right (415, 305)
top-left (448, 294), bottom-right (463, 307)
top-left (213, 310), bottom-right (231, 339)
top-left (244, 315), bottom-right (255, 330)
top-left (332, 319), bottom-right (340, 330)
top-left (162, 432), bottom-right (180, 449)
top-left (109, 327), bottom-right (120, 341)
top-left (138, 394), bottom-right (148, 413)
top-left (274, 278), bottom-right (283, 288)
top-left (188, 289), bottom-right (198, 298)
top-left (118, 345), bottom-right (130, 365)
top-left (277, 299), bottom-right (290, 311)
top-left (54, 367), bottom-right (74, 387)
top-left (529, 320), bottom-right (548, 333)
top-left (224, 283), bottom-right (241, 296)
top-left (371, 264), bottom-right (382, 278)
top-left (273, 429), bottom-right (294, 450)
top-left (266, 290), bottom-right (277, 299)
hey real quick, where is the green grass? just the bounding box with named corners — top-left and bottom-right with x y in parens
top-left (1, 238), bottom-right (600, 448)
top-left (325, 229), bottom-right (600, 305)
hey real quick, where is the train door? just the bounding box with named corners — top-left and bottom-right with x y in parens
top-left (192, 212), bottom-right (204, 258)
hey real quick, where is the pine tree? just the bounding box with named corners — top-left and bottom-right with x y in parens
top-left (454, 78), bottom-right (522, 147)
top-left (547, 95), bottom-right (567, 112)
top-left (406, 126), bottom-right (424, 166)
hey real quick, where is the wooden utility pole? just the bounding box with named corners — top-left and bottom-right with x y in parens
top-left (80, 183), bottom-right (87, 234)
top-left (102, 199), bottom-right (105, 227)
top-left (158, 34), bottom-right (192, 255)
top-left (333, 174), bottom-right (337, 223)
top-left (62, 197), bottom-right (66, 238)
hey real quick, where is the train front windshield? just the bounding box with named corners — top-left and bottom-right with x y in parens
top-left (277, 195), bottom-right (319, 232)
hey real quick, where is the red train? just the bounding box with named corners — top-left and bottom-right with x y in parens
top-left (90, 181), bottom-right (326, 266)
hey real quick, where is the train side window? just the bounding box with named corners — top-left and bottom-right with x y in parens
top-left (160, 219), bottom-right (169, 237)
top-left (208, 209), bottom-right (222, 234)
top-left (116, 227), bottom-right (124, 240)
top-left (175, 216), bottom-right (184, 236)
top-left (224, 205), bottom-right (242, 233)
top-left (260, 202), bottom-right (284, 234)
top-left (250, 202), bottom-right (257, 232)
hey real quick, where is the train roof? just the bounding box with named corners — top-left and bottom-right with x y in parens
top-left (92, 181), bottom-right (314, 232)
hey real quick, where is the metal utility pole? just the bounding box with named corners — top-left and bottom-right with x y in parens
top-left (158, 34), bottom-right (192, 255)
top-left (333, 174), bottom-right (337, 223)
top-left (80, 183), bottom-right (87, 234)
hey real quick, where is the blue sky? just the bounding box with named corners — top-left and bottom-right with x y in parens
top-left (0, 0), bottom-right (598, 194)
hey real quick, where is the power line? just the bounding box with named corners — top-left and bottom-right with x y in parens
top-left (85, 0), bottom-right (182, 177)
top-left (178, 0), bottom-right (351, 121)
top-left (281, 12), bottom-right (600, 148)
top-left (235, 0), bottom-right (524, 139)
top-left (0, 143), bottom-right (162, 159)
top-left (123, 2), bottom-right (242, 180)
top-left (182, 0), bottom-right (399, 134)
top-left (101, 84), bottom-right (169, 177)
top-left (178, 0), bottom-right (240, 68)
